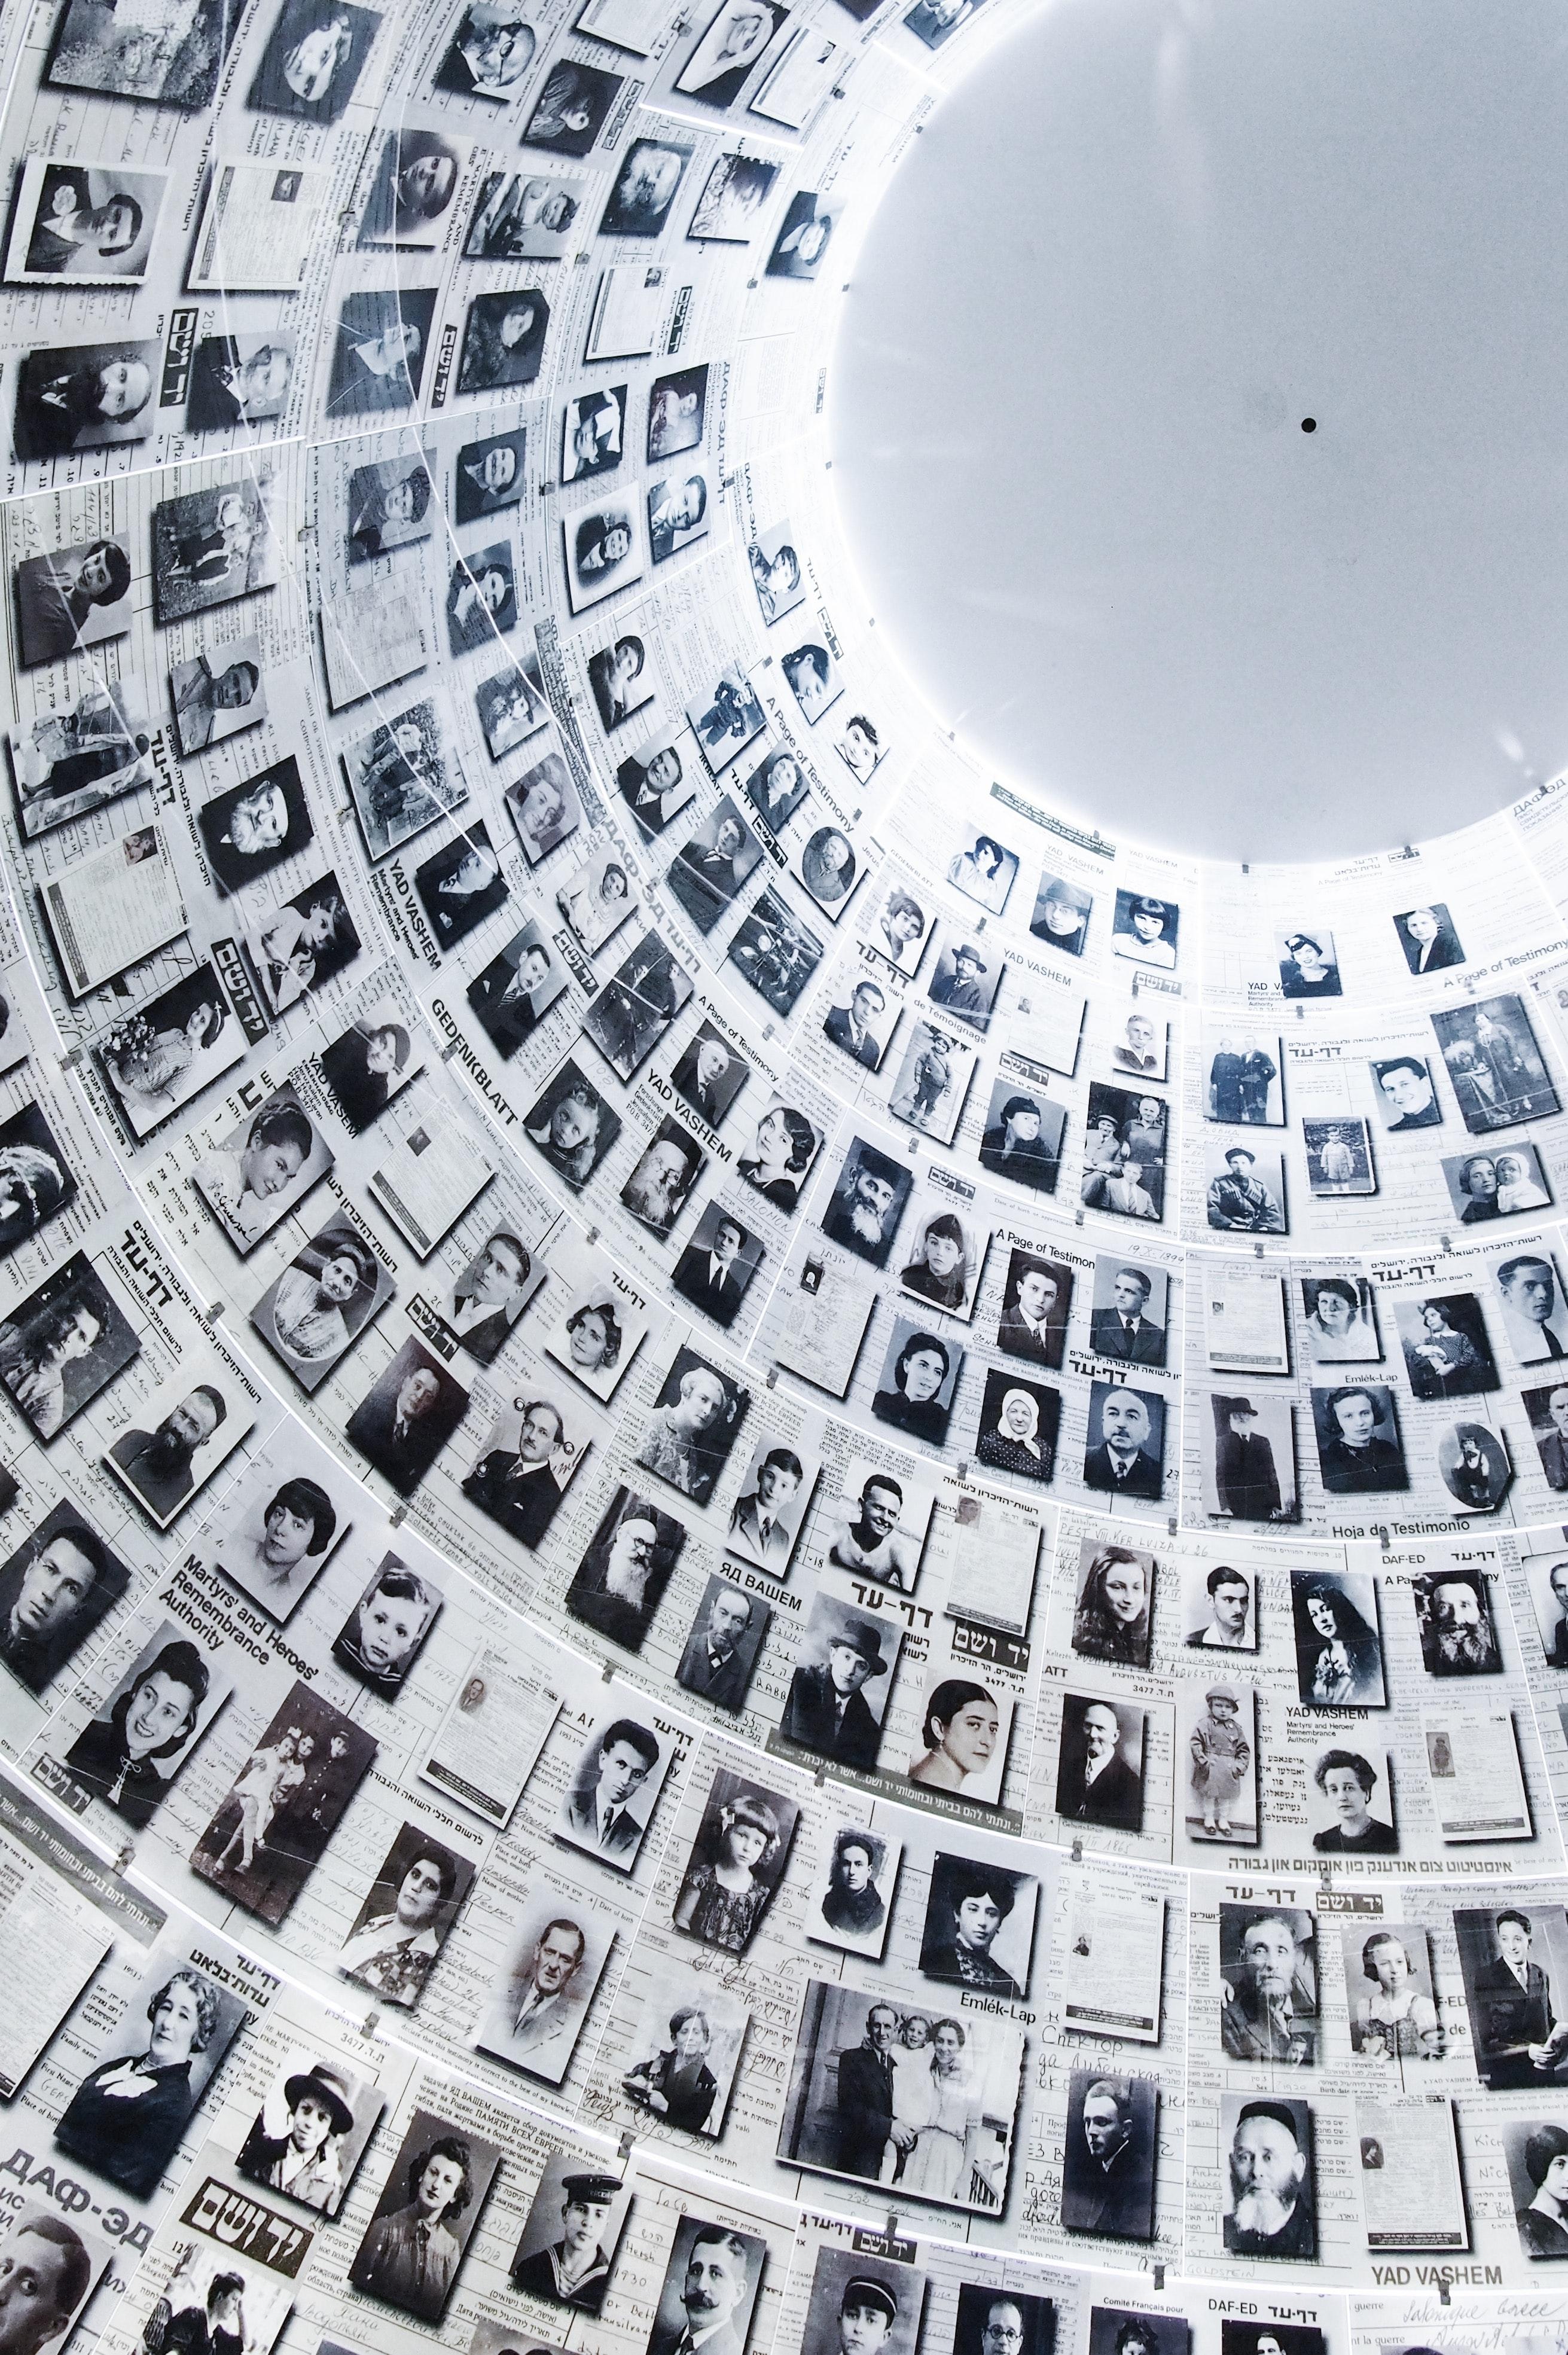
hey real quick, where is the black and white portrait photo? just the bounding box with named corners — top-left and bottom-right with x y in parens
top-left (475, 1894), bottom-right (612, 2085)
top-left (10, 675), bottom-right (152, 835)
top-left (45, 0), bottom-right (237, 105)
top-left (457, 291), bottom-right (549, 395)
top-left (1370, 1051), bottom-right (1444, 1130)
top-left (974, 1368), bottom-right (1057, 1483)
top-left (620, 1119), bottom-right (706, 1237)
top-left (0, 1101), bottom-right (75, 1261)
top-left (635, 1346), bottom-right (748, 1503)
top-left (1395, 1289), bottom-right (1498, 1398)
top-left (1060, 2070), bottom-right (1157, 2241)
top-left (870, 1321), bottom-right (961, 1448)
top-left (1341, 1922), bottom-right (1440, 2055)
top-left (105, 1371), bottom-right (251, 1530)
top-left (587, 931), bottom-right (693, 1077)
top-left (1082, 1381), bottom-right (1165, 1500)
top-left (1302, 1117), bottom-right (1375, 1197)
top-left (344, 1337), bottom-right (470, 1496)
top-left (796, 2248), bottom-right (922, 2355)
top-left (523, 1061), bottom-right (621, 1191)
top-left (480, 653), bottom-right (550, 758)
top-left (996, 1249), bottom-right (1072, 1368)
top-left (766, 188), bottom-right (835, 277)
top-left (889, 1020), bottom-right (974, 1142)
top-left (53, 1938), bottom-right (246, 2201)
top-left (341, 698), bottom-right (468, 863)
top-left (466, 166), bottom-right (581, 258)
top-left (446, 543), bottom-right (517, 657)
top-left (1277, 929), bottom-right (1340, 997)
top-left (462, 1392), bottom-right (586, 1553)
top-left (508, 2149), bottom-right (631, 2313)
top-left (646, 2216), bottom-right (767, 2355)
top-left (1455, 1902), bottom-right (1568, 2089)
top-left (690, 667), bottom-right (767, 774)
top-left (820, 1136), bottom-right (911, 1267)
top-left (191, 1680), bottom-right (376, 1924)
top-left (521, 58), bottom-right (624, 151)
top-left (618, 726), bottom-right (696, 838)
top-left (1112, 1006), bottom-right (1169, 1080)
top-left (671, 1024), bottom-right (749, 1129)
top-left (349, 2107), bottom-right (502, 2321)
top-left (248, 873), bottom-right (360, 1017)
top-left (561, 383), bottom-right (624, 484)
top-left (1311, 1383), bottom-right (1408, 1494)
top-left (337, 1825), bottom-right (472, 2007)
top-left (64, 1616), bottom-right (231, 1831)
top-left (1434, 994), bottom-right (1560, 1130)
top-left (543, 1260), bottom-right (648, 1402)
top-left (357, 127), bottom-right (464, 246)
top-left (822, 972), bottom-right (894, 1071)
top-left (602, 136), bottom-right (691, 233)
top-left (1218, 1904), bottom-right (1317, 2063)
top-left (14, 535), bottom-right (132, 667)
top-left (454, 428), bottom-right (527, 522)
top-left (413, 823), bottom-right (510, 950)
top-left (1205, 1030), bottom-right (1282, 1122)
top-left (435, 1), bottom-right (537, 97)
top-left (1112, 890), bottom-right (1177, 969)
top-left (325, 286), bottom-right (437, 417)
top-left (0, 1252), bottom-right (139, 1442)
top-left (187, 331), bottom-right (296, 434)
top-left (566, 1485), bottom-right (685, 1653)
top-left (1396, 901), bottom-right (1465, 974)
top-left (674, 0), bottom-right (783, 100)
top-left (6, 159), bottom-right (164, 282)
top-left (205, 1448), bottom-right (351, 1621)
top-left (192, 1088), bottom-right (331, 1256)
top-left (587, 630), bottom-right (653, 733)
top-left (197, 756), bottom-right (312, 895)
top-left (727, 888), bottom-right (822, 1014)
top-left (1290, 1567), bottom-right (1385, 1704)
top-left (1219, 2094), bottom-right (1316, 2259)
top-left (508, 749), bottom-right (580, 862)
top-left (1070, 1539), bottom-right (1154, 1667)
top-left (779, 1981), bottom-right (1021, 2212)
top-left (899, 1198), bottom-right (982, 1318)
top-left (648, 364), bottom-right (709, 461)
top-left (1185, 1561), bottom-right (1256, 1650)
top-left (564, 498), bottom-right (645, 612)
top-left (247, 0), bottom-right (380, 117)
top-left (13, 340), bottom-right (158, 462)
top-left (1307, 1745), bottom-right (1398, 1853)
top-left (1413, 1566), bottom-right (1503, 1674)
top-left (947, 830), bottom-right (1017, 914)
top-left (1031, 870), bottom-right (1092, 956)
top-left (1299, 1271), bottom-right (1379, 1361)
top-left (747, 743), bottom-right (812, 834)
top-left (779, 1593), bottom-right (899, 1773)
top-left (621, 1964), bottom-right (748, 2141)
top-left (826, 1458), bottom-right (934, 1588)
top-left (346, 449), bottom-right (435, 562)
top-left (920, 1853), bottom-right (1035, 1997)
top-left (556, 1710), bottom-right (670, 1871)
top-left (649, 470), bottom-right (710, 565)
top-left (1442, 1141), bottom-right (1555, 1222)
top-left (904, 1661), bottom-right (1013, 1809)
top-left (1529, 1380), bottom-right (1568, 1492)
top-left (251, 1218), bottom-right (392, 1393)
top-left (236, 2049), bottom-right (382, 2216)
top-left (1206, 1140), bottom-right (1286, 1234)
top-left (1088, 1254), bottom-right (1166, 1366)
top-left (331, 1553), bottom-right (443, 1697)
top-left (0, 1503), bottom-right (128, 1699)
top-left (928, 933), bottom-right (1002, 1031)
top-left (675, 1575), bottom-right (769, 1711)
top-left (671, 1204), bottom-right (765, 1329)
top-left (691, 151), bottom-right (779, 239)
top-left (1054, 1694), bottom-right (1143, 1833)
top-left (667, 798), bottom-right (762, 932)
top-left (804, 1825), bottom-right (899, 1959)
top-left (465, 924), bottom-right (566, 1062)
top-left (151, 476), bottom-right (279, 621)
top-left (1496, 1249), bottom-right (1568, 1363)
top-left (672, 1765), bottom-right (797, 1953)
top-left (1207, 1393), bottom-right (1296, 1523)
top-left (1082, 1082), bottom-right (1167, 1219)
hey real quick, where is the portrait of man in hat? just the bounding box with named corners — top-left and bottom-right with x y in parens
top-left (1222, 2096), bottom-right (1315, 2259)
top-left (929, 938), bottom-right (993, 1025)
top-left (235, 2058), bottom-right (361, 2214)
top-left (511, 2165), bottom-right (625, 2310)
top-left (780, 1597), bottom-right (895, 1771)
top-left (821, 1142), bottom-right (910, 1268)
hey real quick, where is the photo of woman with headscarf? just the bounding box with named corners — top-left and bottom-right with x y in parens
top-left (974, 1372), bottom-right (1057, 1483)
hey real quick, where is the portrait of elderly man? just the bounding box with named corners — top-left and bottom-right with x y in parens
top-left (822, 1143), bottom-right (907, 1266)
top-left (0, 2211), bottom-right (93, 2355)
top-left (1497, 1254), bottom-right (1568, 1363)
top-left (0, 1514), bottom-right (120, 1694)
top-left (1054, 1697), bottom-right (1142, 1831)
top-left (1082, 1385), bottom-right (1164, 1500)
top-left (633, 1356), bottom-right (739, 1506)
top-left (339, 1842), bottom-right (461, 2006)
top-left (1061, 2075), bottom-right (1153, 2239)
top-left (1220, 1912), bottom-right (1318, 2064)
top-left (649, 2224), bottom-right (757, 2355)
top-left (781, 1609), bottom-right (890, 1771)
top-left (676, 1582), bottom-right (758, 1711)
top-left (512, 2171), bottom-right (622, 2310)
top-left (1415, 1569), bottom-right (1501, 1675)
top-left (109, 1385), bottom-right (227, 1523)
top-left (1222, 2099), bottom-right (1315, 2258)
top-left (621, 1130), bottom-right (699, 1237)
top-left (567, 1493), bottom-right (681, 1653)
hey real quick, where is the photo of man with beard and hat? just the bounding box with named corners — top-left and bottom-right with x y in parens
top-left (106, 1379), bottom-right (245, 1529)
top-left (821, 1138), bottom-right (911, 1267)
top-left (1221, 2095), bottom-right (1316, 2259)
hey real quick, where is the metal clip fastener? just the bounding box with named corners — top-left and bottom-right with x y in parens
top-left (602, 1657), bottom-right (615, 1682)
top-left (205, 1301), bottom-right (224, 1326)
top-left (1071, 1837), bottom-right (1083, 1863)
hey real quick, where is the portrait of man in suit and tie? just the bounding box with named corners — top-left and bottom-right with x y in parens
top-left (1530, 1383), bottom-right (1568, 1491)
top-left (1458, 1905), bottom-right (1568, 2089)
top-left (823, 978), bottom-right (887, 1071)
top-left (727, 1443), bottom-right (810, 1572)
top-left (344, 1341), bottom-right (469, 1499)
top-left (672, 1027), bottom-right (748, 1128)
top-left (995, 1252), bottom-right (1071, 1369)
top-left (672, 1209), bottom-right (761, 1331)
top-left (675, 1578), bottom-right (768, 1712)
top-left (1088, 1264), bottom-right (1167, 1367)
top-left (1082, 1383), bottom-right (1165, 1501)
top-left (647, 2219), bottom-right (765, 2355)
top-left (1054, 1695), bottom-right (1144, 1832)
top-left (477, 1901), bottom-right (608, 2084)
top-left (1498, 1255), bottom-right (1568, 1366)
top-left (555, 1715), bottom-right (664, 1870)
top-left (780, 1598), bottom-right (899, 1773)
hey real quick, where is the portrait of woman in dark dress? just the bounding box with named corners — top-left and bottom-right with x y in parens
top-left (63, 1637), bottom-right (211, 1828)
top-left (56, 1963), bottom-right (227, 2198)
top-left (871, 1330), bottom-right (954, 1445)
top-left (621, 2002), bottom-right (719, 2134)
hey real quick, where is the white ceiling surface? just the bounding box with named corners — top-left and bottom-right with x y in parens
top-left (830, 0), bottom-right (1568, 862)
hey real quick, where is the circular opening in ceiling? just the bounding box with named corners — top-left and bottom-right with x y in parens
top-left (829, 0), bottom-right (1568, 862)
